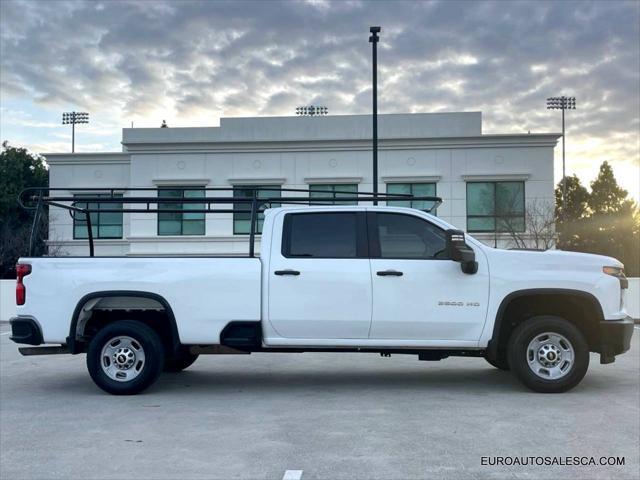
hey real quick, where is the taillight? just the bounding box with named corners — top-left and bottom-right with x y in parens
top-left (16, 264), bottom-right (32, 306)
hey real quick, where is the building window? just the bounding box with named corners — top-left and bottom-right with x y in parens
top-left (73, 194), bottom-right (123, 239)
top-left (233, 185), bottom-right (282, 234)
top-left (157, 188), bottom-right (205, 236)
top-left (309, 184), bottom-right (358, 205)
top-left (466, 181), bottom-right (525, 233)
top-left (386, 183), bottom-right (437, 213)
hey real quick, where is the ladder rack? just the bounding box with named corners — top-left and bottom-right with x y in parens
top-left (19, 187), bottom-right (442, 258)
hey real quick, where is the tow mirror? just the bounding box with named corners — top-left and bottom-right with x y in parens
top-left (445, 229), bottom-right (478, 274)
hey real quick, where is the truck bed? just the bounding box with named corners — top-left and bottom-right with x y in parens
top-left (17, 257), bottom-right (262, 345)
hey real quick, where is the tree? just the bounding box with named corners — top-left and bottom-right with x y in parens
top-left (556, 161), bottom-right (640, 276)
top-left (506, 199), bottom-right (557, 250)
top-left (555, 174), bottom-right (590, 221)
top-left (0, 141), bottom-right (49, 278)
top-left (588, 162), bottom-right (633, 215)
top-left (585, 162), bottom-right (639, 276)
top-left (556, 175), bottom-right (591, 252)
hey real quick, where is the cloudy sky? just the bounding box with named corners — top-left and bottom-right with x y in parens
top-left (1, 0), bottom-right (638, 199)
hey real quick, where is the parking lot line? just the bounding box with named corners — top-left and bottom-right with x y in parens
top-left (282, 470), bottom-right (303, 480)
top-left (0, 332), bottom-right (10, 336)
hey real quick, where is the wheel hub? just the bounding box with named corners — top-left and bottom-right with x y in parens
top-left (526, 332), bottom-right (575, 380)
top-left (537, 343), bottom-right (562, 367)
top-left (100, 335), bottom-right (146, 382)
top-left (113, 347), bottom-right (136, 370)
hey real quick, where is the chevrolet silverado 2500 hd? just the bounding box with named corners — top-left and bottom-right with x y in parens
top-left (10, 193), bottom-right (634, 395)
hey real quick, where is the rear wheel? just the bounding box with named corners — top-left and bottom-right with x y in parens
top-left (164, 347), bottom-right (199, 372)
top-left (87, 320), bottom-right (165, 395)
top-left (508, 316), bottom-right (589, 393)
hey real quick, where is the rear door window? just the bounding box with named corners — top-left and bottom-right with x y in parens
top-left (282, 212), bottom-right (364, 258)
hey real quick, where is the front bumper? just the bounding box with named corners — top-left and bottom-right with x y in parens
top-left (597, 316), bottom-right (634, 364)
top-left (9, 316), bottom-right (43, 345)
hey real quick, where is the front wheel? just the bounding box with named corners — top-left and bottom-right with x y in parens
top-left (87, 320), bottom-right (165, 395)
top-left (508, 316), bottom-right (589, 393)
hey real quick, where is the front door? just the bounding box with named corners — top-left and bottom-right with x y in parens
top-left (268, 211), bottom-right (372, 339)
top-left (368, 212), bottom-right (489, 342)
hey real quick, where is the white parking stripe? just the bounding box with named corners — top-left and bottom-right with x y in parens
top-left (0, 332), bottom-right (10, 336)
top-left (282, 470), bottom-right (303, 480)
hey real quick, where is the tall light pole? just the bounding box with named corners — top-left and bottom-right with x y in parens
top-left (369, 26), bottom-right (381, 205)
top-left (547, 96), bottom-right (576, 220)
top-left (62, 111), bottom-right (89, 153)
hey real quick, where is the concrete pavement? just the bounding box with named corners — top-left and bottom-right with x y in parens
top-left (1, 323), bottom-right (638, 480)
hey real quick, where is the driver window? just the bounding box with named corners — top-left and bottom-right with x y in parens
top-left (376, 213), bottom-right (446, 259)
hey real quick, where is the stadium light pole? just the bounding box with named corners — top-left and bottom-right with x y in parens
top-left (62, 111), bottom-right (89, 153)
top-left (546, 96), bottom-right (576, 221)
top-left (369, 26), bottom-right (381, 205)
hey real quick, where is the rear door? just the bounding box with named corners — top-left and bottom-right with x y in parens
top-left (267, 211), bottom-right (372, 339)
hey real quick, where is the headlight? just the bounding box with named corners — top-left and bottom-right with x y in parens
top-left (603, 266), bottom-right (624, 276)
top-left (603, 266), bottom-right (628, 289)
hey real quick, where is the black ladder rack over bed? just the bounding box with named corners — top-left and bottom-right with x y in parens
top-left (18, 187), bottom-right (442, 258)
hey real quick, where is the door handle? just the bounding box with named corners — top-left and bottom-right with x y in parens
top-left (377, 270), bottom-right (403, 277)
top-left (274, 269), bottom-right (300, 276)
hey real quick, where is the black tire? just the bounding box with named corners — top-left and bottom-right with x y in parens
top-left (508, 315), bottom-right (589, 393)
top-left (87, 320), bottom-right (165, 395)
top-left (484, 355), bottom-right (510, 371)
top-left (164, 348), bottom-right (199, 372)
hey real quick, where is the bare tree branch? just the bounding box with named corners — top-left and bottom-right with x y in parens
top-left (504, 199), bottom-right (557, 250)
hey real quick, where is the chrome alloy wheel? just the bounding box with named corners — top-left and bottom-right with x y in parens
top-left (100, 336), bottom-right (146, 382)
top-left (526, 332), bottom-right (575, 380)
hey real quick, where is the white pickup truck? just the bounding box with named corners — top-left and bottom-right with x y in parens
top-left (10, 199), bottom-right (634, 395)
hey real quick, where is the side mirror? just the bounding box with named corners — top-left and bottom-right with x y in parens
top-left (445, 229), bottom-right (478, 274)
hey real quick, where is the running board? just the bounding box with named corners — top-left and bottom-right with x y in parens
top-left (19, 346), bottom-right (70, 356)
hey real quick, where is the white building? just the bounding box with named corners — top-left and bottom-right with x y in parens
top-left (45, 112), bottom-right (560, 256)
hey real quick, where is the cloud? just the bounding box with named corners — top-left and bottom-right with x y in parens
top-left (0, 0), bottom-right (638, 196)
